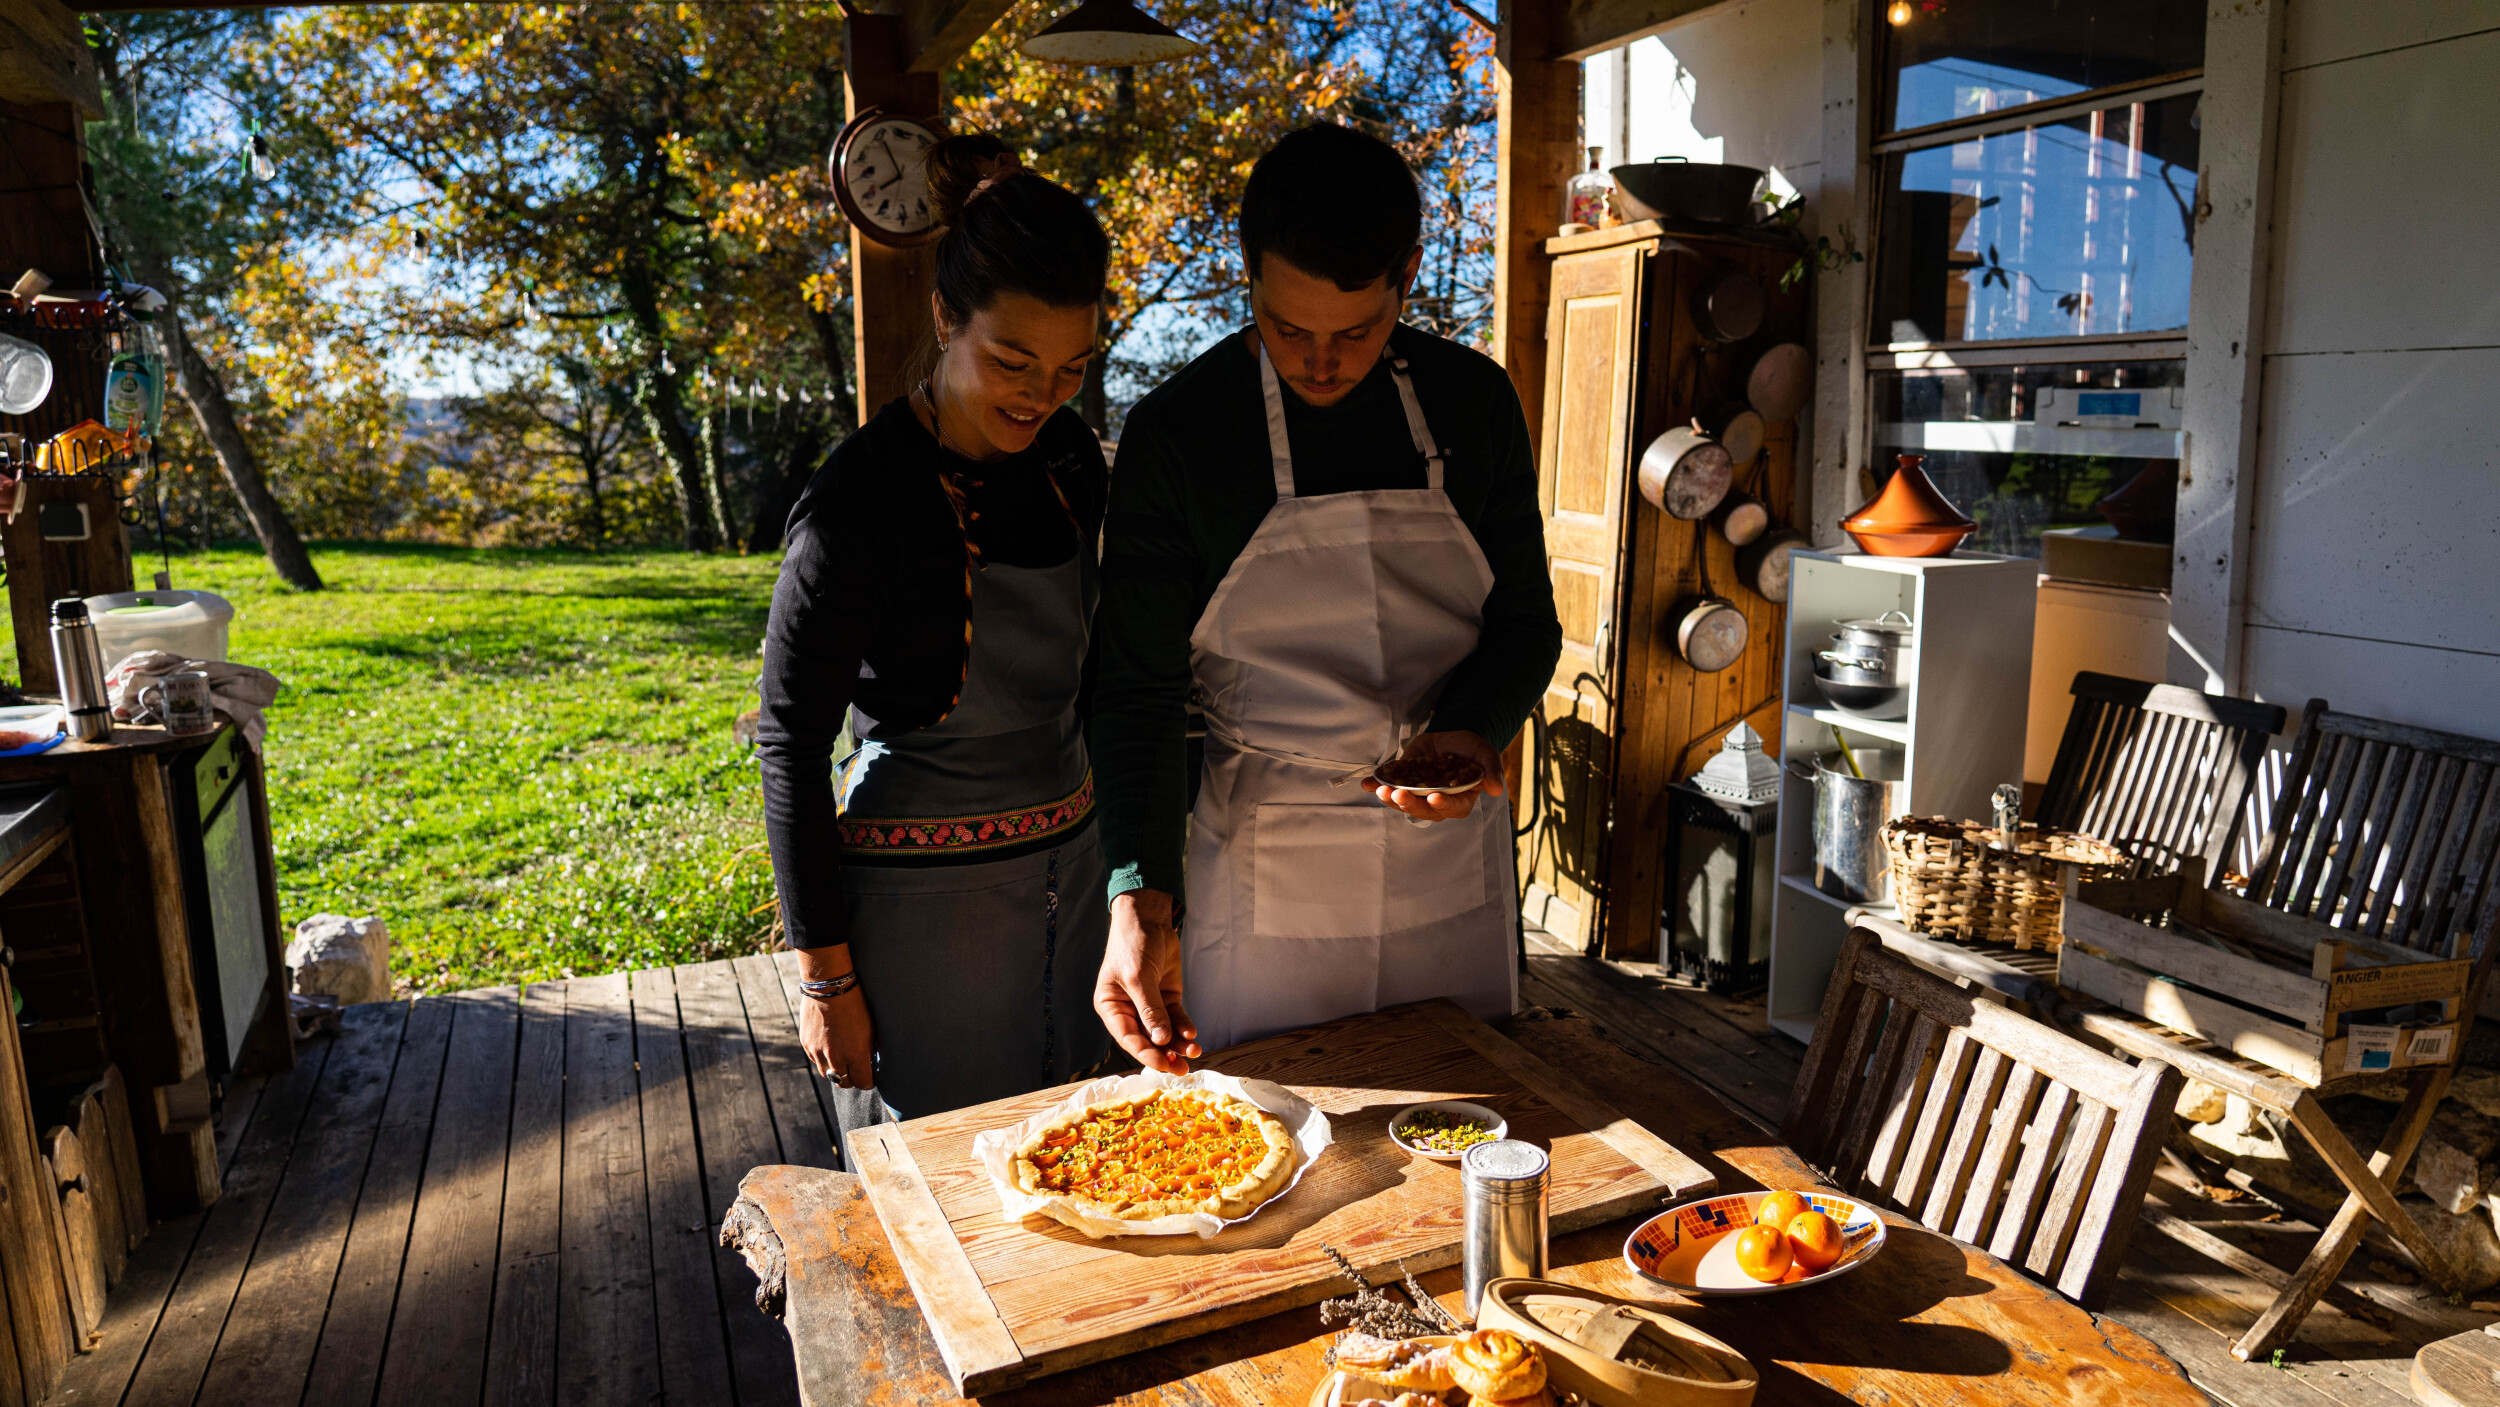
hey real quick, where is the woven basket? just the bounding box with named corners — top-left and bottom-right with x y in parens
top-left (1881, 816), bottom-right (2129, 949)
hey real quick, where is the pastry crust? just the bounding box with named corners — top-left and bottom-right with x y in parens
top-left (1451, 1328), bottom-right (1548, 1401)
top-left (1335, 1334), bottom-right (1457, 1392)
top-left (1010, 1089), bottom-right (1296, 1221)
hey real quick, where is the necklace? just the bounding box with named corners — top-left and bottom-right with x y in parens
top-left (916, 375), bottom-right (997, 463)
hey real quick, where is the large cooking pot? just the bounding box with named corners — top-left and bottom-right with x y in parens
top-left (1834, 610), bottom-right (1915, 657)
top-left (1691, 269), bottom-right (1766, 343)
top-left (1736, 528), bottom-right (1807, 602)
top-left (1637, 426), bottom-right (1734, 519)
top-left (1800, 747), bottom-right (1904, 903)
top-left (1699, 404), bottom-right (1765, 467)
top-left (1610, 157), bottom-right (1764, 226)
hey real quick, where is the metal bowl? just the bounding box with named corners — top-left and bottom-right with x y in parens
top-left (1610, 157), bottom-right (1765, 226)
top-left (1813, 655), bottom-right (1907, 719)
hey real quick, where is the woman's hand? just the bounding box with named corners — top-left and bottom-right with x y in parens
top-left (1364, 730), bottom-right (1502, 822)
top-left (1096, 890), bottom-right (1199, 1074)
top-left (795, 945), bottom-right (876, 1089)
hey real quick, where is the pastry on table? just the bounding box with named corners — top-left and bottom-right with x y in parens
top-left (1344, 1395), bottom-right (1442, 1407)
top-left (1011, 1088), bottom-right (1296, 1219)
top-left (1335, 1332), bottom-right (1458, 1391)
top-left (1451, 1328), bottom-right (1550, 1403)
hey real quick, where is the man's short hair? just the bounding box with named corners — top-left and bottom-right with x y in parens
top-left (1239, 123), bottom-right (1422, 292)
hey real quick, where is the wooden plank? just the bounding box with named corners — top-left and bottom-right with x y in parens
top-left (0, 967), bottom-right (73, 1400)
top-left (372, 988), bottom-right (520, 1407)
top-left (298, 996), bottom-right (451, 1404)
top-left (1518, 950), bottom-right (1794, 1127)
top-left (120, 1026), bottom-right (337, 1407)
top-left (45, 1133), bottom-right (103, 1348)
top-left (1891, 1029), bottom-right (1977, 1210)
top-left (1861, 1015), bottom-right (1942, 1196)
top-left (559, 971), bottom-right (664, 1406)
top-left (1920, 1045), bottom-right (2008, 1233)
top-left (480, 982), bottom-right (567, 1407)
top-left (2027, 1098), bottom-right (2115, 1283)
top-left (2059, 945), bottom-right (2326, 1084)
top-left (733, 953), bottom-right (839, 1170)
top-left (191, 1001), bottom-right (409, 1407)
top-left (2060, 1059), bottom-right (2182, 1308)
top-left (848, 1122), bottom-right (1024, 1392)
top-left (2062, 900), bottom-right (2326, 1024)
top-left (675, 960), bottom-right (799, 1407)
top-left (1989, 1082), bottom-right (2078, 1264)
top-left (2413, 1330), bottom-right (2500, 1407)
top-left (627, 967), bottom-right (730, 1406)
top-left (98, 1065), bottom-right (148, 1253)
top-left (1414, 1000), bottom-right (1714, 1197)
top-left (1953, 1063), bottom-right (2041, 1248)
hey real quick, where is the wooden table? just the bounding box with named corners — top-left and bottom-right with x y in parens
top-left (727, 1009), bottom-right (2206, 1406)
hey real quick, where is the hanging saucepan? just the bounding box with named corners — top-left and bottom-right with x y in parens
top-left (1671, 518), bottom-right (1749, 673)
top-left (1745, 342), bottom-right (1813, 423)
top-left (1637, 425), bottom-right (1733, 520)
top-left (1737, 528), bottom-right (1808, 603)
top-left (1692, 269), bottom-right (1765, 343)
top-left (1712, 493), bottom-right (1769, 547)
top-left (1699, 404), bottom-right (1765, 468)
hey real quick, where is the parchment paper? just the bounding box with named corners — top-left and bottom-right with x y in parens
top-left (972, 1069), bottom-right (1334, 1240)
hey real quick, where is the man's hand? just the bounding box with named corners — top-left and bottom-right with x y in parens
top-left (1363, 730), bottom-right (1503, 822)
top-left (1095, 889), bottom-right (1200, 1073)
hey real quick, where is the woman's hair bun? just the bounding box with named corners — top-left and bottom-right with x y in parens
top-left (919, 131), bottom-right (1109, 325)
top-left (925, 132), bottom-right (1021, 230)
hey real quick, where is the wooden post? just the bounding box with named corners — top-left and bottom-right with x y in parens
top-left (2168, 0), bottom-right (2287, 694)
top-left (844, 16), bottom-right (944, 426)
top-left (1491, 0), bottom-right (1579, 451)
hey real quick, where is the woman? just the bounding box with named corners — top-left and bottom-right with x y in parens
top-left (757, 134), bottom-right (1113, 1119)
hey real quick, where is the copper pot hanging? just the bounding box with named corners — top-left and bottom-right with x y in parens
top-left (1840, 453), bottom-right (1974, 557)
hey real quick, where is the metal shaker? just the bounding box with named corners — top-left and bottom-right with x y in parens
top-left (1461, 1139), bottom-right (1549, 1318)
top-left (49, 598), bottom-right (113, 742)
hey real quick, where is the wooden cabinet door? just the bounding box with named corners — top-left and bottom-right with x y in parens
top-left (1519, 244), bottom-right (1646, 950)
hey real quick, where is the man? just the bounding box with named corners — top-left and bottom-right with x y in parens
top-left (1090, 123), bottom-right (1562, 1071)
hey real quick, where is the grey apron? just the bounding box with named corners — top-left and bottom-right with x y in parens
top-left (833, 544), bottom-right (1111, 1122)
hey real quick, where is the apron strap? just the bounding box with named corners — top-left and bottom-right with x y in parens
top-left (1385, 351), bottom-right (1446, 491)
top-left (1254, 338), bottom-right (1297, 499)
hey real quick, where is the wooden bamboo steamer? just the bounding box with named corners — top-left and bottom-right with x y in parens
top-left (1881, 817), bottom-right (2129, 950)
top-left (1474, 1279), bottom-right (1757, 1407)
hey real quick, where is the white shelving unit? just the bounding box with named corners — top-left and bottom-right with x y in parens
top-left (1766, 549), bottom-right (2039, 1043)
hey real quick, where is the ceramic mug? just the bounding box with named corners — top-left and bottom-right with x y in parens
top-left (141, 671), bottom-right (217, 736)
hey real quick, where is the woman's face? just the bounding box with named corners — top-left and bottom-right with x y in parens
top-left (933, 290), bottom-right (1098, 456)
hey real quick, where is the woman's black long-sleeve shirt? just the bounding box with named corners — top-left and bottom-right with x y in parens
top-left (756, 398), bottom-right (1108, 951)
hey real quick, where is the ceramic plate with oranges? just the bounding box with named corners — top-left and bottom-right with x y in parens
top-left (1621, 1189), bottom-right (1886, 1297)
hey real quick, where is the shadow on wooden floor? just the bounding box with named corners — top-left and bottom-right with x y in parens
top-left (54, 953), bottom-right (836, 1407)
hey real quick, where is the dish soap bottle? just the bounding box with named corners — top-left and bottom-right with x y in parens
top-left (1565, 147), bottom-right (1614, 230)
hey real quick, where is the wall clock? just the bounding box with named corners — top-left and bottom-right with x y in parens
top-left (830, 108), bottom-right (945, 248)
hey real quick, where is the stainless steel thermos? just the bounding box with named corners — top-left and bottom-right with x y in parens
top-left (49, 598), bottom-right (113, 742)
top-left (1461, 1139), bottom-right (1549, 1317)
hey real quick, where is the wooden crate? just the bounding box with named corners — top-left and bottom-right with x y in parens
top-left (850, 1000), bottom-right (1716, 1396)
top-left (2055, 865), bottom-right (2470, 1086)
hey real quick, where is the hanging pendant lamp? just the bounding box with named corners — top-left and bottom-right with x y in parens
top-left (1019, 0), bottom-right (1202, 65)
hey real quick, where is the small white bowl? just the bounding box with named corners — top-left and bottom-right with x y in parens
top-left (1387, 1100), bottom-right (1507, 1162)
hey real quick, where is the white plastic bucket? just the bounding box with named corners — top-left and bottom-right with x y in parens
top-left (84, 589), bottom-right (236, 667)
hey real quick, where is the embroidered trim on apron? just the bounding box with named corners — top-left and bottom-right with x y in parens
top-left (839, 771), bottom-right (1094, 854)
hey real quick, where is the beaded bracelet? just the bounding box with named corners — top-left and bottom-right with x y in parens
top-left (798, 972), bottom-right (860, 1001)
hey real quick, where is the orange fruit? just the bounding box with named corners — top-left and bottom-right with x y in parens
top-left (1754, 1190), bottom-right (1809, 1230)
top-left (1732, 1224), bottom-right (1792, 1282)
top-left (1787, 1210), bottom-right (1844, 1273)
top-left (1778, 1261), bottom-right (1812, 1284)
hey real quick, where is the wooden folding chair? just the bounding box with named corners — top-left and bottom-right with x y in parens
top-left (1787, 926), bottom-right (2182, 1309)
top-left (2067, 702), bottom-right (2500, 1360)
top-left (2034, 671), bottom-right (2288, 880)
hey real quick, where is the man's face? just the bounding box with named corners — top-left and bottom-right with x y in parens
top-left (1248, 247), bottom-right (1423, 407)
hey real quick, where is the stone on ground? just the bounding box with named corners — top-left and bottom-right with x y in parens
top-left (287, 914), bottom-right (392, 1006)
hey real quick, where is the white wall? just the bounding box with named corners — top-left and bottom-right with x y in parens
top-left (1581, 0), bottom-right (1825, 217)
top-left (2237, 6), bottom-right (2500, 737)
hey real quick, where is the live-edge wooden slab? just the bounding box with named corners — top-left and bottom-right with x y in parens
top-left (852, 999), bottom-right (1716, 1395)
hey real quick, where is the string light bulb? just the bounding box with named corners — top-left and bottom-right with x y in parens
top-left (1886, 0), bottom-right (1914, 23)
top-left (246, 121), bottom-right (276, 182)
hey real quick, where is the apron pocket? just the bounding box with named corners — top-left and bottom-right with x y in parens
top-left (1250, 801), bottom-right (1494, 940)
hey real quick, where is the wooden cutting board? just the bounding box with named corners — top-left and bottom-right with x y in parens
top-left (849, 999), bottom-right (1717, 1395)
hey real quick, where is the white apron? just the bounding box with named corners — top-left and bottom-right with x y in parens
top-left (1181, 334), bottom-right (1520, 1051)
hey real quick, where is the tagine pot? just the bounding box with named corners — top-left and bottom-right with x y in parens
top-left (1841, 453), bottom-right (1975, 557)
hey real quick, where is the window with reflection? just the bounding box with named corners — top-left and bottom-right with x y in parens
top-left (1873, 93), bottom-right (2200, 344)
top-left (1881, 0), bottom-right (2205, 134)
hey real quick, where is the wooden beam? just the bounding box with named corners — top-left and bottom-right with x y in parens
top-left (0, 0), bottom-right (103, 116)
top-left (844, 14), bottom-right (943, 426)
top-left (900, 0), bottom-right (1020, 73)
top-left (1805, 0), bottom-right (1871, 549)
top-left (1553, 0), bottom-right (1726, 62)
top-left (2167, 0), bottom-right (2287, 693)
top-left (1492, 0), bottom-right (1580, 456)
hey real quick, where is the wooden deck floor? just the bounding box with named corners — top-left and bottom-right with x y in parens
top-left (53, 954), bottom-right (841, 1407)
top-left (1519, 925), bottom-right (2500, 1407)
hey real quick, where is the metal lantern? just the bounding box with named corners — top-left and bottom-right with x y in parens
top-left (1019, 0), bottom-right (1202, 65)
top-left (1666, 725), bottom-right (1778, 993)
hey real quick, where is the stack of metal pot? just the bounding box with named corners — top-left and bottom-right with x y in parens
top-left (1812, 611), bottom-right (1913, 720)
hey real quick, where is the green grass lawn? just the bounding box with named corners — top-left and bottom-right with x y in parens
top-left (8, 543), bottom-right (788, 994)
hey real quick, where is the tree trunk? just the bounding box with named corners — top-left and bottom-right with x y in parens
top-left (155, 302), bottom-right (324, 591)
top-left (745, 415), bottom-right (829, 554)
top-left (619, 269), bottom-right (722, 552)
top-left (806, 304), bottom-right (857, 428)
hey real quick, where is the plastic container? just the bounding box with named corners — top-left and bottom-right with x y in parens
top-left (0, 704), bottom-right (64, 756)
top-left (83, 589), bottom-right (235, 667)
